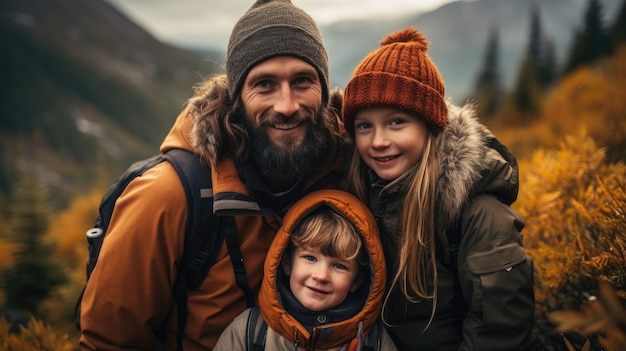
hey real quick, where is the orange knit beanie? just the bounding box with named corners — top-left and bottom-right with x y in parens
top-left (342, 27), bottom-right (448, 136)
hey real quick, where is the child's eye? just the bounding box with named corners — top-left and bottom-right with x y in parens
top-left (304, 255), bottom-right (316, 262)
top-left (332, 262), bottom-right (349, 271)
top-left (390, 119), bottom-right (404, 126)
top-left (355, 122), bottom-right (371, 130)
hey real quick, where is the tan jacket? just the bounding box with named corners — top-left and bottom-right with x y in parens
top-left (214, 190), bottom-right (397, 351)
top-left (79, 76), bottom-right (347, 350)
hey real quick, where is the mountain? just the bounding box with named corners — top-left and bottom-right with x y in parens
top-left (0, 0), bottom-right (219, 208)
top-left (321, 0), bottom-right (622, 102)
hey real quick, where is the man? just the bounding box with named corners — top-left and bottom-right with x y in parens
top-left (79, 0), bottom-right (347, 349)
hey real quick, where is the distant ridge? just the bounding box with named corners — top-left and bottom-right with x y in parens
top-left (0, 0), bottom-right (219, 207)
top-left (321, 0), bottom-right (622, 102)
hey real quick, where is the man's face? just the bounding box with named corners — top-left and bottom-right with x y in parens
top-left (241, 56), bottom-right (323, 149)
top-left (240, 56), bottom-right (329, 189)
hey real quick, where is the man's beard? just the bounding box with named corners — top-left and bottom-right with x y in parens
top-left (247, 110), bottom-right (330, 191)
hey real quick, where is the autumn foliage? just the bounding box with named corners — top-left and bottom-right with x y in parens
top-left (2, 30), bottom-right (626, 351)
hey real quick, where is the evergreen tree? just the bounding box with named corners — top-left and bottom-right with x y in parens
top-left (611, 0), bottom-right (626, 46)
top-left (510, 56), bottom-right (541, 115)
top-left (528, 4), bottom-right (543, 65)
top-left (564, 0), bottom-right (612, 73)
top-left (538, 37), bottom-right (557, 86)
top-left (473, 26), bottom-right (503, 119)
top-left (2, 168), bottom-right (66, 315)
top-left (508, 3), bottom-right (545, 115)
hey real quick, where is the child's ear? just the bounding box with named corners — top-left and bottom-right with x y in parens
top-left (281, 254), bottom-right (292, 276)
top-left (349, 273), bottom-right (365, 292)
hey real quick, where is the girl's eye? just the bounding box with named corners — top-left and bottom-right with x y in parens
top-left (304, 255), bottom-right (316, 262)
top-left (355, 122), bottom-right (371, 130)
top-left (390, 118), bottom-right (404, 126)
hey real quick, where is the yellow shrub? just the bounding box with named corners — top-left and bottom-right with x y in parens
top-left (0, 316), bottom-right (77, 351)
top-left (515, 132), bottom-right (626, 313)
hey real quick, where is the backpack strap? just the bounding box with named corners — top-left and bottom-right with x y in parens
top-left (163, 149), bottom-right (255, 349)
top-left (224, 216), bottom-right (255, 308)
top-left (162, 149), bottom-right (220, 350)
top-left (362, 318), bottom-right (382, 351)
top-left (246, 306), bottom-right (267, 351)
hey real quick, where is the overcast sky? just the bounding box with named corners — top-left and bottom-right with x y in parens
top-left (106, 0), bottom-right (460, 50)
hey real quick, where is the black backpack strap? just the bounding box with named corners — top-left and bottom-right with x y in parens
top-left (162, 149), bottom-right (218, 350)
top-left (362, 318), bottom-right (382, 351)
top-left (246, 306), bottom-right (267, 351)
top-left (223, 216), bottom-right (255, 308)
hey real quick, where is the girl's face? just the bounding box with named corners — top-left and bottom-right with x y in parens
top-left (353, 107), bottom-right (428, 181)
top-left (283, 246), bottom-right (360, 312)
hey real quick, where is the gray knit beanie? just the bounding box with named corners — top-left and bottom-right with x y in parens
top-left (226, 0), bottom-right (330, 106)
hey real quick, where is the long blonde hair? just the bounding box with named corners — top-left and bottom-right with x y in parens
top-left (347, 130), bottom-right (440, 323)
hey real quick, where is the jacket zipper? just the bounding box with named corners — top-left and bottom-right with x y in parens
top-left (292, 327), bottom-right (300, 351)
top-left (307, 327), bottom-right (321, 351)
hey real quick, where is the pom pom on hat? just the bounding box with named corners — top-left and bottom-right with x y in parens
top-left (342, 27), bottom-right (448, 136)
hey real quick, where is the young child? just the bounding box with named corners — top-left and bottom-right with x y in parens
top-left (342, 27), bottom-right (537, 350)
top-left (213, 189), bottom-right (397, 350)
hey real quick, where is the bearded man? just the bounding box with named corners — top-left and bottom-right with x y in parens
top-left (78, 1), bottom-right (347, 349)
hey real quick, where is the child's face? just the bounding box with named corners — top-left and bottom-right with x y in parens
top-left (353, 107), bottom-right (428, 181)
top-left (283, 246), bottom-right (361, 312)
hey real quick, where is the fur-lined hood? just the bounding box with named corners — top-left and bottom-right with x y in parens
top-left (435, 100), bottom-right (519, 223)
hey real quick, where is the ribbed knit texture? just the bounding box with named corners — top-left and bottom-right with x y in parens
top-left (226, 0), bottom-right (330, 106)
top-left (343, 27), bottom-right (448, 135)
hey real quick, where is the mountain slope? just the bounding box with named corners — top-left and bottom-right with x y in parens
top-left (0, 0), bottom-right (219, 208)
top-left (321, 0), bottom-right (621, 101)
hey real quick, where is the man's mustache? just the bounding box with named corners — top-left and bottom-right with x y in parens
top-left (256, 111), bottom-right (317, 128)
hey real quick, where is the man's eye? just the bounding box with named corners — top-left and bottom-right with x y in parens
top-left (294, 76), bottom-right (313, 85)
top-left (256, 80), bottom-right (273, 89)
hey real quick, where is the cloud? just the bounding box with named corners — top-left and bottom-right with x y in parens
top-left (105, 0), bottom-right (454, 49)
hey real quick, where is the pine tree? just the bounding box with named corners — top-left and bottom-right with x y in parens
top-left (537, 37), bottom-right (557, 87)
top-left (507, 4), bottom-right (544, 115)
top-left (564, 0), bottom-right (612, 73)
top-left (528, 4), bottom-right (543, 66)
top-left (2, 168), bottom-right (66, 315)
top-left (510, 56), bottom-right (541, 115)
top-left (473, 26), bottom-right (503, 119)
top-left (611, 0), bottom-right (626, 46)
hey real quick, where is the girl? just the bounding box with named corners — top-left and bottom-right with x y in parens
top-left (342, 27), bottom-right (537, 351)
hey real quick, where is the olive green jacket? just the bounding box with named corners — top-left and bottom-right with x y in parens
top-left (369, 102), bottom-right (536, 351)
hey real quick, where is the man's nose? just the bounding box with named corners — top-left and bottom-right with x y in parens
top-left (274, 83), bottom-right (299, 117)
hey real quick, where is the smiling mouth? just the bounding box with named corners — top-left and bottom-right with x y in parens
top-left (272, 122), bottom-right (302, 130)
top-left (373, 155), bottom-right (397, 162)
top-left (307, 286), bottom-right (329, 295)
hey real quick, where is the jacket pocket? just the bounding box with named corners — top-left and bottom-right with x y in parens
top-left (466, 242), bottom-right (527, 275)
top-left (465, 243), bottom-right (533, 332)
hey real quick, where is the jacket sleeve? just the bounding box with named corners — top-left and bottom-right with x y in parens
top-left (212, 309), bottom-right (251, 351)
top-left (79, 162), bottom-right (187, 350)
top-left (457, 195), bottom-right (536, 351)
